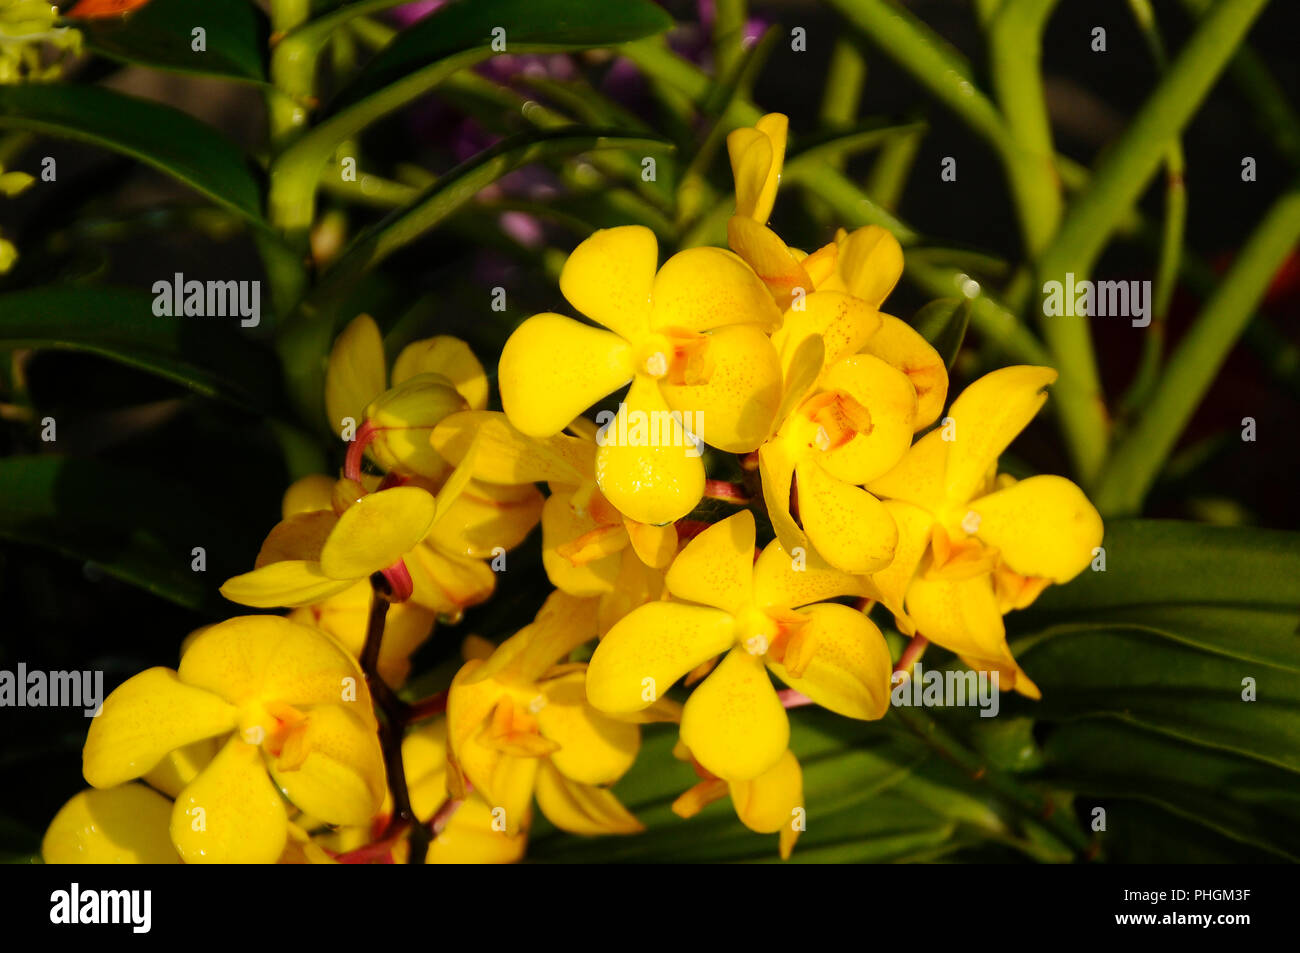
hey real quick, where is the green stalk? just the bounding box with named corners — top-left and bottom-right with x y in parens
top-left (1094, 185), bottom-right (1300, 516)
top-left (866, 124), bottom-right (924, 212)
top-left (987, 0), bottom-right (1061, 258)
top-left (819, 37), bottom-right (867, 131)
top-left (1036, 0), bottom-right (1269, 486)
top-left (1118, 0), bottom-right (1186, 416)
top-left (713, 0), bottom-right (748, 80)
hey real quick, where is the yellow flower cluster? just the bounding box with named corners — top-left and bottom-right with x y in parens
top-left (45, 113), bottom-right (1102, 865)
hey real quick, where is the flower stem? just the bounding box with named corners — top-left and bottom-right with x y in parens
top-left (363, 574), bottom-right (429, 864)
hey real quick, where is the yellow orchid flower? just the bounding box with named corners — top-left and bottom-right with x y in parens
top-left (726, 114), bottom-right (949, 426)
top-left (498, 224), bottom-right (785, 525)
top-left (447, 590), bottom-right (678, 837)
top-left (325, 313), bottom-right (488, 482)
top-left (672, 743), bottom-right (805, 860)
top-left (431, 410), bottom-right (676, 600)
top-left (586, 510), bottom-right (891, 782)
top-left (867, 366), bottom-right (1105, 696)
top-left (220, 478), bottom-right (438, 608)
top-left (81, 615), bottom-right (386, 863)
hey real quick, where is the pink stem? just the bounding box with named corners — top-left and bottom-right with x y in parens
top-left (893, 633), bottom-right (929, 675)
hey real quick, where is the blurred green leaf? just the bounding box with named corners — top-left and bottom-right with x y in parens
top-left (912, 297), bottom-right (970, 370)
top-left (0, 456), bottom-right (245, 611)
top-left (309, 130), bottom-right (672, 305)
top-left (0, 287), bottom-right (281, 412)
top-left (77, 0), bottom-right (270, 83)
top-left (1043, 720), bottom-right (1300, 861)
top-left (0, 86), bottom-right (264, 222)
top-left (330, 0), bottom-right (674, 112)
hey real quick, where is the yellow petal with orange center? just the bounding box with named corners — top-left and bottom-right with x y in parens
top-left (765, 603), bottom-right (891, 720)
top-left (658, 323), bottom-right (783, 452)
top-left (587, 601), bottom-right (735, 713)
top-left (795, 459), bottom-right (898, 574)
top-left (664, 509), bottom-right (756, 614)
top-left (859, 314), bottom-right (949, 430)
top-left (541, 490), bottom-right (623, 596)
top-left (680, 647), bottom-right (788, 781)
top-left (815, 353), bottom-right (918, 484)
top-left (267, 704), bottom-right (385, 827)
top-left (651, 246), bottom-right (782, 332)
top-left (968, 474), bottom-right (1103, 582)
top-left (944, 365), bottom-right (1058, 505)
top-left (170, 736), bottom-right (288, 864)
top-left (318, 486), bottom-right (436, 579)
top-left (83, 668), bottom-right (237, 789)
top-left (499, 313), bottom-right (633, 437)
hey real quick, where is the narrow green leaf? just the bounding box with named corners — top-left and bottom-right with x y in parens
top-left (0, 85), bottom-right (264, 223)
top-left (0, 286), bottom-right (281, 412)
top-left (76, 0), bottom-right (270, 83)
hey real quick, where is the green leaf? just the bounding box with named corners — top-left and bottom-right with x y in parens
top-left (1044, 719), bottom-right (1300, 861)
top-left (0, 286), bottom-right (281, 412)
top-left (312, 130), bottom-right (672, 305)
top-left (1007, 520), bottom-right (1300, 776)
top-left (77, 0), bottom-right (270, 84)
top-left (0, 85), bottom-right (264, 223)
top-left (331, 0), bottom-right (675, 112)
top-left (527, 711), bottom-right (1015, 863)
top-left (0, 456), bottom-right (244, 611)
top-left (911, 297), bottom-right (970, 370)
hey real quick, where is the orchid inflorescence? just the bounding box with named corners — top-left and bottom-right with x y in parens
top-left (44, 114), bottom-right (1102, 865)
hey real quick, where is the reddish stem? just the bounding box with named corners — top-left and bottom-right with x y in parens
top-left (893, 634), bottom-right (930, 676)
top-left (703, 479), bottom-right (750, 503)
top-left (345, 418), bottom-right (378, 483)
top-left (778, 688), bottom-right (815, 709)
top-left (404, 690), bottom-right (448, 724)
